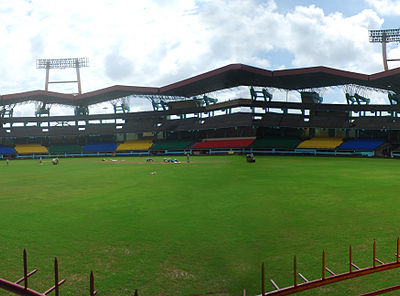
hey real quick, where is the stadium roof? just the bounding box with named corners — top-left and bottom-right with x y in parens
top-left (160, 64), bottom-right (400, 96)
top-left (2, 64), bottom-right (400, 106)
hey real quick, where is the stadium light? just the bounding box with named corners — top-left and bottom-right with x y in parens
top-left (36, 57), bottom-right (89, 94)
top-left (369, 28), bottom-right (400, 71)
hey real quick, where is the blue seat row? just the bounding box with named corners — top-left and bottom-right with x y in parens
top-left (337, 139), bottom-right (384, 151)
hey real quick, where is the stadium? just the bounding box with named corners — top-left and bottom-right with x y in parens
top-left (2, 52), bottom-right (400, 296)
top-left (1, 61), bottom-right (400, 158)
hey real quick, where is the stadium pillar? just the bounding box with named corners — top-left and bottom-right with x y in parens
top-left (45, 63), bottom-right (50, 91)
top-left (76, 61), bottom-right (82, 94)
top-left (382, 33), bottom-right (389, 71)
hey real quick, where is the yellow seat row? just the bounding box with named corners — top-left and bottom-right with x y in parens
top-left (297, 137), bottom-right (344, 149)
top-left (116, 140), bottom-right (153, 151)
top-left (15, 144), bottom-right (48, 154)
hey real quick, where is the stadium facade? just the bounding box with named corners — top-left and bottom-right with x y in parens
top-left (1, 64), bottom-right (400, 157)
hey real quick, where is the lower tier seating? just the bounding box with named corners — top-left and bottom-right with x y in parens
top-left (192, 138), bottom-right (255, 149)
top-left (252, 137), bottom-right (301, 149)
top-left (150, 140), bottom-right (192, 150)
top-left (48, 144), bottom-right (82, 154)
top-left (297, 137), bottom-right (344, 149)
top-left (83, 142), bottom-right (116, 152)
top-left (337, 139), bottom-right (385, 150)
top-left (15, 144), bottom-right (48, 154)
top-left (116, 140), bottom-right (153, 151)
top-left (0, 145), bottom-right (16, 154)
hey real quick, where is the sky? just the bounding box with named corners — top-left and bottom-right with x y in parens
top-left (2, 0), bottom-right (400, 115)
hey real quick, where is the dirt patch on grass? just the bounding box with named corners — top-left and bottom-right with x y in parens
top-left (164, 266), bottom-right (195, 281)
top-left (68, 273), bottom-right (86, 284)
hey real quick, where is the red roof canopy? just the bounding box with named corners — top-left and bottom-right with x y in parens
top-left (1, 64), bottom-right (399, 106)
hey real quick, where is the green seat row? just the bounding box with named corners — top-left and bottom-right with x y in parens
top-left (48, 144), bottom-right (82, 153)
top-left (150, 140), bottom-right (193, 150)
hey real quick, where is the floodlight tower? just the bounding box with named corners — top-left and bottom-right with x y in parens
top-left (36, 57), bottom-right (89, 94)
top-left (369, 28), bottom-right (400, 71)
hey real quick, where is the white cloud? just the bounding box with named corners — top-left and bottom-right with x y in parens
top-left (279, 6), bottom-right (383, 72)
top-left (366, 0), bottom-right (400, 15)
top-left (104, 49), bottom-right (135, 82)
top-left (194, 1), bottom-right (384, 74)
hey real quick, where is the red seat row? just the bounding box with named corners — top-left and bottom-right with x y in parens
top-left (192, 138), bottom-right (255, 149)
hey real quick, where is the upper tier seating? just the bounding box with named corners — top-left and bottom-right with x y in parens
top-left (198, 113), bottom-right (253, 130)
top-left (116, 140), bottom-right (153, 151)
top-left (252, 137), bottom-right (301, 149)
top-left (352, 117), bottom-right (394, 129)
top-left (15, 144), bottom-right (48, 154)
top-left (83, 142), bottom-right (116, 152)
top-left (48, 144), bottom-right (82, 154)
top-left (297, 137), bottom-right (344, 149)
top-left (337, 139), bottom-right (385, 151)
top-left (192, 138), bottom-right (255, 149)
top-left (150, 140), bottom-right (193, 151)
top-left (159, 118), bottom-right (198, 132)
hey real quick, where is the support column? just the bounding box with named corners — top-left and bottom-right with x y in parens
top-left (45, 63), bottom-right (50, 91)
top-left (76, 60), bottom-right (82, 94)
top-left (382, 33), bottom-right (389, 71)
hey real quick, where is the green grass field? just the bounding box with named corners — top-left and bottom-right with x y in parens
top-left (1, 155), bottom-right (400, 295)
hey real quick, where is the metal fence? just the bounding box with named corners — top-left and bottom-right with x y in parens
top-left (261, 238), bottom-right (400, 295)
top-left (0, 249), bottom-right (99, 296)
